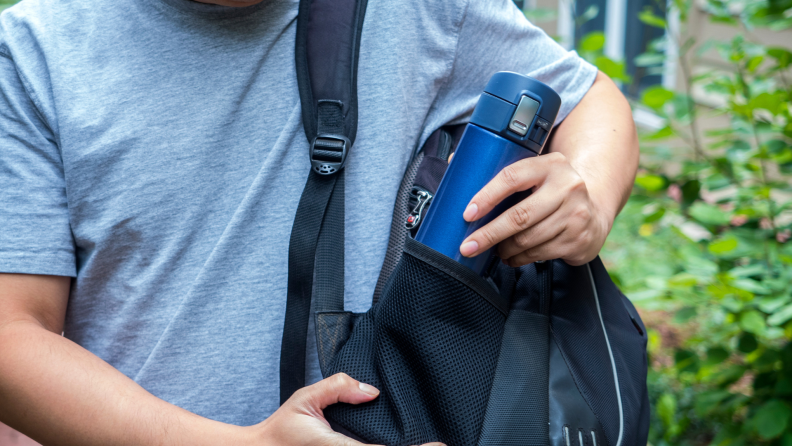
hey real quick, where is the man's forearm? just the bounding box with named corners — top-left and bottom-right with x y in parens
top-left (0, 320), bottom-right (246, 446)
top-left (548, 71), bottom-right (639, 229)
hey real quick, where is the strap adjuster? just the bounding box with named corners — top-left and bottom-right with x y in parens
top-left (309, 134), bottom-right (350, 175)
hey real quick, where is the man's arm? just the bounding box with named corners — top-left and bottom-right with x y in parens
top-left (0, 274), bottom-right (417, 446)
top-left (459, 71), bottom-right (639, 266)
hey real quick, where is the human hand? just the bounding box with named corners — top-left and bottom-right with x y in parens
top-left (249, 373), bottom-right (445, 446)
top-left (458, 152), bottom-right (612, 267)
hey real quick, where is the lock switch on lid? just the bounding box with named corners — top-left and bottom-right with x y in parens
top-left (508, 95), bottom-right (540, 136)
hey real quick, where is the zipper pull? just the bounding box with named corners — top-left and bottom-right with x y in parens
top-left (406, 187), bottom-right (433, 230)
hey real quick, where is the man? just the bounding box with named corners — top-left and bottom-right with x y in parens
top-left (0, 0), bottom-right (638, 444)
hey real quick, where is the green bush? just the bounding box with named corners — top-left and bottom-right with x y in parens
top-left (593, 1), bottom-right (792, 444)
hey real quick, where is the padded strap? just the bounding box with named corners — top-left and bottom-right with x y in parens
top-left (280, 0), bottom-right (367, 404)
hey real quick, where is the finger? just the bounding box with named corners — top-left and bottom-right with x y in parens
top-left (460, 186), bottom-right (564, 257)
top-left (502, 237), bottom-right (568, 267)
top-left (322, 431), bottom-right (383, 446)
top-left (497, 210), bottom-right (567, 260)
top-left (463, 153), bottom-right (563, 222)
top-left (292, 373), bottom-right (379, 411)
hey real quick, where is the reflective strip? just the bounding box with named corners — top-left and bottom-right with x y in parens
top-left (579, 430), bottom-right (584, 445)
top-left (564, 426), bottom-right (571, 446)
top-left (591, 430), bottom-right (598, 446)
top-left (587, 264), bottom-right (624, 446)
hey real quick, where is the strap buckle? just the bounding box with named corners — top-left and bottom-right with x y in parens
top-left (309, 134), bottom-right (350, 175)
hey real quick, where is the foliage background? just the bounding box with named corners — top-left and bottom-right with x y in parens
top-left (551, 0), bottom-right (792, 444)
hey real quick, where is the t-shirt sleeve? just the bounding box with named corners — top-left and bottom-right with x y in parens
top-left (0, 48), bottom-right (76, 277)
top-left (422, 0), bottom-right (598, 141)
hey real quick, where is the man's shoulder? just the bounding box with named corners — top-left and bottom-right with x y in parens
top-left (0, 0), bottom-right (114, 56)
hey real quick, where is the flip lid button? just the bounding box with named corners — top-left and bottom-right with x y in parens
top-left (508, 95), bottom-right (540, 136)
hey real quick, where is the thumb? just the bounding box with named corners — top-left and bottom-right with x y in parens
top-left (293, 373), bottom-right (380, 411)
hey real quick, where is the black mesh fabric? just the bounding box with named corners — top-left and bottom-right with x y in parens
top-left (322, 239), bottom-right (507, 446)
top-left (371, 150), bottom-right (423, 304)
top-left (550, 258), bottom-right (650, 446)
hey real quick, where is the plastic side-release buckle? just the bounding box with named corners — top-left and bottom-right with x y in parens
top-left (310, 134), bottom-right (351, 175)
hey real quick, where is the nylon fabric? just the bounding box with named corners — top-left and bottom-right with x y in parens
top-left (549, 258), bottom-right (650, 446)
top-left (477, 310), bottom-right (549, 446)
top-left (314, 172), bottom-right (345, 313)
top-left (280, 172), bottom-right (340, 404)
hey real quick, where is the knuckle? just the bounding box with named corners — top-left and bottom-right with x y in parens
top-left (500, 164), bottom-right (522, 190)
top-left (547, 151), bottom-right (567, 164)
top-left (572, 204), bottom-right (592, 222)
top-left (331, 373), bottom-right (352, 388)
top-left (567, 175), bottom-right (587, 193)
top-left (509, 205), bottom-right (532, 229)
top-left (480, 228), bottom-right (499, 247)
top-left (513, 230), bottom-right (533, 250)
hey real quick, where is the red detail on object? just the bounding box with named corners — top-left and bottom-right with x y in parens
top-left (407, 216), bottom-right (415, 223)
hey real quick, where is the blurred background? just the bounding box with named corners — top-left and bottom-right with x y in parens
top-left (1, 0), bottom-right (792, 445)
top-left (521, 0), bottom-right (792, 445)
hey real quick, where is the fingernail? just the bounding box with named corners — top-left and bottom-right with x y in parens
top-left (463, 203), bottom-right (478, 221)
top-left (460, 240), bottom-right (479, 257)
top-left (358, 382), bottom-right (379, 396)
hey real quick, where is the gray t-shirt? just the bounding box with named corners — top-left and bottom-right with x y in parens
top-left (0, 0), bottom-right (596, 425)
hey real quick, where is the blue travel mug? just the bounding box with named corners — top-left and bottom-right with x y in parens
top-left (414, 72), bottom-right (562, 276)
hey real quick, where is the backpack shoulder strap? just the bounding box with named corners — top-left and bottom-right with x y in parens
top-left (280, 0), bottom-right (368, 405)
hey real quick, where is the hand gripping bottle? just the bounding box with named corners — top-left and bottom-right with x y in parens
top-left (414, 72), bottom-right (562, 276)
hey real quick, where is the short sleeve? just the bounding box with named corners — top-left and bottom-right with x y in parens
top-left (0, 48), bottom-right (75, 277)
top-left (422, 0), bottom-right (598, 141)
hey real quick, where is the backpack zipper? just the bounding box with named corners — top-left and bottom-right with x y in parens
top-left (406, 186), bottom-right (433, 230)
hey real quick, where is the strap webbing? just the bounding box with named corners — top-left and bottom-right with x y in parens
top-left (280, 172), bottom-right (342, 403)
top-left (280, 0), bottom-right (367, 404)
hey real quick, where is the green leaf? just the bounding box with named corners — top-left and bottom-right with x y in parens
top-left (638, 6), bottom-right (667, 28)
top-left (579, 31), bottom-right (605, 52)
top-left (768, 303), bottom-right (792, 326)
top-left (656, 392), bottom-right (677, 429)
top-left (635, 174), bottom-right (667, 192)
top-left (767, 47), bottom-right (792, 69)
top-left (634, 52), bottom-right (665, 67)
top-left (738, 332), bottom-right (759, 353)
top-left (694, 390), bottom-right (732, 416)
top-left (746, 55), bottom-right (764, 72)
top-left (681, 180), bottom-right (701, 207)
top-left (732, 278), bottom-right (771, 295)
top-left (689, 202), bottom-right (731, 226)
top-left (641, 85), bottom-right (675, 110)
top-left (674, 306), bottom-right (698, 323)
top-left (709, 237), bottom-right (739, 255)
top-left (750, 92), bottom-right (785, 115)
top-left (675, 348), bottom-right (699, 373)
top-left (752, 400), bottom-right (792, 440)
top-left (594, 56), bottom-right (630, 83)
top-left (704, 346), bottom-right (730, 366)
top-left (576, 5), bottom-right (600, 25)
top-left (643, 125), bottom-right (674, 141)
top-left (740, 310), bottom-right (766, 334)
top-left (523, 8), bottom-right (557, 23)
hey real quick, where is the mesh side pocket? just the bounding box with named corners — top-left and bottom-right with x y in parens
top-left (322, 238), bottom-right (508, 446)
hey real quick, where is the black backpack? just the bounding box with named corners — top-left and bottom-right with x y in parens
top-left (279, 1), bottom-right (651, 445)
